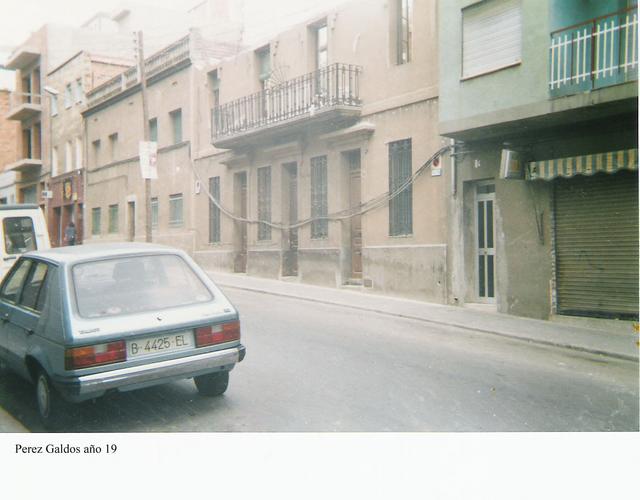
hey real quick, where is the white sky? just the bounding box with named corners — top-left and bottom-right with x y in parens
top-left (0, 0), bottom-right (346, 89)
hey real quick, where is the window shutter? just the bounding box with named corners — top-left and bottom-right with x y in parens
top-left (462, 0), bottom-right (522, 79)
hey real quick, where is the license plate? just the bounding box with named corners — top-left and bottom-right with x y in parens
top-left (127, 331), bottom-right (194, 358)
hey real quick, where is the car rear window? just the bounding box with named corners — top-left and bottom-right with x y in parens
top-left (72, 254), bottom-right (213, 318)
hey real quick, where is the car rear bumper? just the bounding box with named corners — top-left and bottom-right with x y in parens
top-left (53, 344), bottom-right (246, 402)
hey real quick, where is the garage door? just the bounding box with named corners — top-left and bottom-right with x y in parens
top-left (554, 170), bottom-right (638, 319)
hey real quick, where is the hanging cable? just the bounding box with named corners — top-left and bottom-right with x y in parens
top-left (189, 144), bottom-right (451, 231)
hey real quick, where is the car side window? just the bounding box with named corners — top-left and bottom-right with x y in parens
top-left (0, 259), bottom-right (32, 303)
top-left (19, 261), bottom-right (49, 313)
top-left (3, 216), bottom-right (37, 255)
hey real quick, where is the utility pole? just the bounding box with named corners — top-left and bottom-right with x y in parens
top-left (135, 30), bottom-right (152, 242)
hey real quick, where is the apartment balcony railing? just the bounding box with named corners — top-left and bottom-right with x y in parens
top-left (86, 35), bottom-right (190, 109)
top-left (6, 92), bottom-right (42, 121)
top-left (212, 63), bottom-right (362, 148)
top-left (549, 6), bottom-right (638, 97)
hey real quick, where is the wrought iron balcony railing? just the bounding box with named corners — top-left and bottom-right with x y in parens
top-left (86, 35), bottom-right (190, 109)
top-left (549, 6), bottom-right (638, 97)
top-left (212, 63), bottom-right (361, 142)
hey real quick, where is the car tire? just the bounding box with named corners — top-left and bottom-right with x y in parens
top-left (36, 369), bottom-right (65, 430)
top-left (194, 370), bottom-right (229, 397)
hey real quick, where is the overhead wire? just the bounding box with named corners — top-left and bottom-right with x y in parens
top-left (189, 145), bottom-right (451, 231)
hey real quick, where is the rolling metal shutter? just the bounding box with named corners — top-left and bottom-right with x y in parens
top-left (462, 0), bottom-right (522, 79)
top-left (554, 170), bottom-right (638, 319)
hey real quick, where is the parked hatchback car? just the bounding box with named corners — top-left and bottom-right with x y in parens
top-left (0, 243), bottom-right (245, 428)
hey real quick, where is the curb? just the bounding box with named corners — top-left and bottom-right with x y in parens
top-left (219, 282), bottom-right (639, 363)
top-left (0, 407), bottom-right (28, 433)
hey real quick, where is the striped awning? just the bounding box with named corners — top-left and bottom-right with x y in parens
top-left (527, 149), bottom-right (638, 181)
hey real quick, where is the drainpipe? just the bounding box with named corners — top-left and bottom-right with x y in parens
top-left (450, 138), bottom-right (457, 197)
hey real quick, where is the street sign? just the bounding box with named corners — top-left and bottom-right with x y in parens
top-left (139, 141), bottom-right (158, 179)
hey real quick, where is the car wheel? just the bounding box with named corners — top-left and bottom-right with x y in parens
top-left (194, 371), bottom-right (229, 397)
top-left (36, 370), bottom-right (65, 430)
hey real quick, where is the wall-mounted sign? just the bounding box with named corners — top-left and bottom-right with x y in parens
top-left (139, 141), bottom-right (158, 179)
top-left (63, 179), bottom-right (73, 201)
top-left (500, 149), bottom-right (524, 179)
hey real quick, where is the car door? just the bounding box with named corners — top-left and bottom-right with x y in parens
top-left (0, 258), bottom-right (32, 374)
top-left (7, 259), bottom-right (51, 380)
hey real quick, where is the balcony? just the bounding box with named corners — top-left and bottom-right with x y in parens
top-left (4, 47), bottom-right (40, 70)
top-left (549, 7), bottom-right (638, 97)
top-left (5, 92), bottom-right (42, 121)
top-left (212, 63), bottom-right (362, 149)
top-left (85, 35), bottom-right (191, 110)
top-left (7, 157), bottom-right (43, 175)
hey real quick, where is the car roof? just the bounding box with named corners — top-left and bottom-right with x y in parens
top-left (24, 243), bottom-right (185, 265)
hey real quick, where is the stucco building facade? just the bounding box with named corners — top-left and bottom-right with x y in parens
top-left (439, 0), bottom-right (638, 320)
top-left (193, 0), bottom-right (449, 302)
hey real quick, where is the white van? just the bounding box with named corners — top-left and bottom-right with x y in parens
top-left (0, 204), bottom-right (51, 280)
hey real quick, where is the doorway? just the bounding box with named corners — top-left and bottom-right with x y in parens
top-left (127, 201), bottom-right (136, 241)
top-left (345, 150), bottom-right (362, 278)
top-left (234, 172), bottom-right (248, 273)
top-left (475, 182), bottom-right (496, 303)
top-left (282, 162), bottom-right (298, 276)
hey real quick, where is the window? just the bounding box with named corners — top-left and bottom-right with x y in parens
top-left (315, 23), bottom-right (328, 69)
top-left (396, 0), bottom-right (413, 64)
top-left (0, 258), bottom-right (32, 303)
top-left (256, 47), bottom-right (271, 89)
top-left (257, 166), bottom-right (271, 240)
top-left (389, 139), bottom-right (412, 236)
top-left (108, 204), bottom-right (119, 233)
top-left (310, 156), bottom-right (328, 239)
top-left (74, 78), bottom-right (83, 103)
top-left (19, 261), bottom-right (49, 312)
top-left (92, 139), bottom-right (101, 165)
top-left (65, 141), bottom-right (73, 172)
top-left (209, 70), bottom-right (220, 108)
top-left (169, 193), bottom-right (183, 227)
top-left (52, 147), bottom-right (58, 177)
top-left (170, 109), bottom-right (182, 144)
top-left (108, 133), bottom-right (118, 162)
top-left (3, 217), bottom-right (37, 255)
top-left (75, 137), bottom-right (83, 170)
top-left (209, 176), bottom-right (220, 243)
top-left (149, 118), bottom-right (158, 143)
top-left (72, 255), bottom-right (213, 319)
top-left (91, 207), bottom-right (101, 235)
top-left (151, 197), bottom-right (158, 229)
top-left (462, 0), bottom-right (522, 79)
top-left (50, 94), bottom-right (58, 116)
top-left (64, 83), bottom-right (72, 108)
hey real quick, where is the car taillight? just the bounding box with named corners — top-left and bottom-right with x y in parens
top-left (65, 340), bottom-right (126, 370)
top-left (195, 321), bottom-right (240, 347)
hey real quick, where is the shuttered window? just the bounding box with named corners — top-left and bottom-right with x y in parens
top-left (554, 171), bottom-right (638, 319)
top-left (462, 0), bottom-right (522, 79)
top-left (257, 167), bottom-right (272, 240)
top-left (389, 139), bottom-right (412, 236)
top-left (310, 156), bottom-right (328, 239)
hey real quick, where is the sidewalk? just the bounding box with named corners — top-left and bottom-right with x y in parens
top-left (207, 271), bottom-right (639, 362)
top-left (0, 407), bottom-right (28, 433)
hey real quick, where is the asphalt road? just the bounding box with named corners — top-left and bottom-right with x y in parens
top-left (0, 287), bottom-right (638, 432)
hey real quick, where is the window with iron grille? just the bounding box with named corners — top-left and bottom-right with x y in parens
top-left (396, 0), bottom-right (413, 64)
top-left (209, 176), bottom-right (221, 243)
top-left (149, 118), bottom-right (158, 143)
top-left (91, 207), bottom-right (101, 235)
top-left (257, 166), bottom-right (272, 240)
top-left (310, 156), bottom-right (328, 239)
top-left (389, 139), bottom-right (412, 236)
top-left (108, 204), bottom-right (118, 233)
top-left (169, 193), bottom-right (183, 227)
top-left (151, 197), bottom-right (158, 229)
